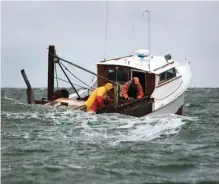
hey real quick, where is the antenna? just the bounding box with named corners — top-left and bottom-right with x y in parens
top-left (133, 25), bottom-right (135, 50)
top-left (104, 0), bottom-right (109, 61)
top-left (142, 9), bottom-right (151, 73)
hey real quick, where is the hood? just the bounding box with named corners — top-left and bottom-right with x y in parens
top-left (104, 83), bottom-right (113, 91)
top-left (134, 77), bottom-right (140, 85)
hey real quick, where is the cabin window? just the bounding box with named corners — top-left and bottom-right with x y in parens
top-left (117, 71), bottom-right (127, 81)
top-left (108, 69), bottom-right (127, 82)
top-left (166, 68), bottom-right (175, 80)
top-left (108, 69), bottom-right (116, 81)
top-left (159, 72), bottom-right (166, 82)
top-left (159, 68), bottom-right (176, 84)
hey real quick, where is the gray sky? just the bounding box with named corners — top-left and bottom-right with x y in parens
top-left (1, 1), bottom-right (219, 88)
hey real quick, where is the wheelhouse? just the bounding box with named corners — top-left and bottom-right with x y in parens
top-left (96, 60), bottom-right (180, 103)
top-left (96, 64), bottom-right (156, 101)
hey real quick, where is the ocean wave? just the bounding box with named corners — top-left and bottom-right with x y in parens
top-left (1, 105), bottom-right (198, 146)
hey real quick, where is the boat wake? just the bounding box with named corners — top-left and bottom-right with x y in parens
top-left (76, 113), bottom-right (198, 146)
top-left (2, 101), bottom-right (198, 146)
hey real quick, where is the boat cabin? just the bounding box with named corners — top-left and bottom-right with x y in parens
top-left (97, 64), bottom-right (156, 101)
top-left (96, 50), bottom-right (178, 107)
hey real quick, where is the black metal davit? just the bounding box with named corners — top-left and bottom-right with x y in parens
top-left (47, 45), bottom-right (117, 102)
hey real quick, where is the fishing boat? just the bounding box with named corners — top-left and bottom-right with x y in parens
top-left (20, 10), bottom-right (192, 117)
top-left (21, 44), bottom-right (191, 117)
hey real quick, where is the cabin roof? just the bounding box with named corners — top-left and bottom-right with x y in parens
top-left (97, 54), bottom-right (178, 74)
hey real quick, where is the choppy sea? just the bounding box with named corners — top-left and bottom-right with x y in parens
top-left (1, 88), bottom-right (219, 184)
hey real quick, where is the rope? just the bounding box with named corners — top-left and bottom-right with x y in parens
top-left (59, 61), bottom-right (95, 91)
top-left (104, 0), bottom-right (108, 60)
top-left (54, 77), bottom-right (94, 91)
top-left (51, 54), bottom-right (117, 85)
top-left (91, 75), bottom-right (95, 82)
top-left (57, 61), bottom-right (81, 99)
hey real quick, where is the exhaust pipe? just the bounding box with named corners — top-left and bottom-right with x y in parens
top-left (21, 69), bottom-right (35, 104)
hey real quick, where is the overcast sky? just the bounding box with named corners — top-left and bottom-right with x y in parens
top-left (1, 1), bottom-right (219, 88)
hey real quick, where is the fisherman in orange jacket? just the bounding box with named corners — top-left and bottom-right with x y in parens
top-left (122, 77), bottom-right (144, 100)
top-left (85, 83), bottom-right (114, 112)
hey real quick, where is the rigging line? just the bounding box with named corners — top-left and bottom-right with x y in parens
top-left (59, 61), bottom-right (95, 90)
top-left (91, 75), bottom-right (95, 82)
top-left (52, 54), bottom-right (117, 85)
top-left (54, 77), bottom-right (94, 91)
top-left (104, 0), bottom-right (109, 60)
top-left (54, 63), bottom-right (59, 89)
top-left (57, 62), bottom-right (81, 99)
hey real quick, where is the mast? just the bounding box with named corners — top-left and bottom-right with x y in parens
top-left (48, 45), bottom-right (55, 100)
top-left (104, 0), bottom-right (109, 61)
top-left (142, 10), bottom-right (151, 73)
top-left (133, 25), bottom-right (135, 50)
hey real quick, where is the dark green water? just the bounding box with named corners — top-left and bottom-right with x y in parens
top-left (1, 88), bottom-right (219, 184)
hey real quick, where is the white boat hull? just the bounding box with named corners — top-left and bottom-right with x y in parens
top-left (146, 93), bottom-right (184, 117)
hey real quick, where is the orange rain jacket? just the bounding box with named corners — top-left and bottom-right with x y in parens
top-left (122, 77), bottom-right (144, 99)
top-left (85, 83), bottom-right (113, 112)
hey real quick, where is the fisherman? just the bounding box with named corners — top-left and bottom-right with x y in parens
top-left (122, 77), bottom-right (144, 100)
top-left (85, 83), bottom-right (114, 112)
